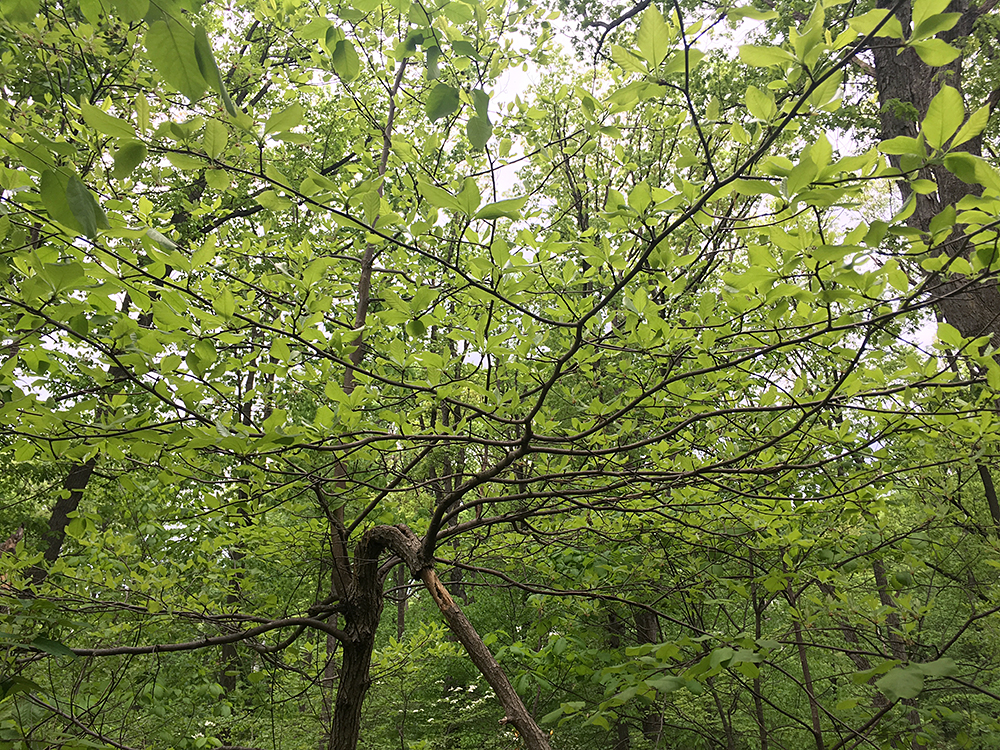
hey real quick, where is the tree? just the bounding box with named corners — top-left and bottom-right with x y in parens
top-left (2, 0), bottom-right (1000, 748)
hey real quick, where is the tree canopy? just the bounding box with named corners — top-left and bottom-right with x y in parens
top-left (1, 0), bottom-right (1000, 748)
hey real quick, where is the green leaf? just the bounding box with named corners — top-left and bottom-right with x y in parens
top-left (611, 45), bottom-right (647, 73)
top-left (204, 120), bottom-right (228, 159)
top-left (0, 0), bottom-right (39, 23)
top-left (167, 152), bottom-right (204, 170)
top-left (40, 170), bottom-right (78, 232)
top-left (66, 174), bottom-right (105, 238)
top-left (332, 39), bottom-right (361, 82)
top-left (426, 84), bottom-right (460, 122)
top-left (418, 180), bottom-right (462, 212)
top-left (406, 318), bottom-right (426, 337)
top-left (952, 105), bottom-right (991, 148)
top-left (876, 667), bottom-right (923, 701)
top-left (451, 40), bottom-right (482, 59)
top-left (921, 86), bottom-right (964, 149)
top-left (729, 6), bottom-right (778, 21)
top-left (467, 116), bottom-right (492, 149)
top-left (194, 25), bottom-right (237, 115)
top-left (264, 103), bottom-right (304, 135)
top-left (145, 19), bottom-right (208, 102)
top-left (213, 288), bottom-right (236, 318)
top-left (113, 140), bottom-right (147, 180)
top-left (81, 102), bottom-right (136, 139)
top-left (457, 177), bottom-right (481, 215)
top-left (474, 196), bottom-right (527, 221)
top-left (917, 658), bottom-right (958, 677)
top-left (738, 45), bottom-right (794, 67)
top-left (112, 0), bottom-right (148, 23)
top-left (0, 676), bottom-right (42, 701)
top-left (636, 5), bottom-right (670, 66)
top-left (745, 86), bottom-right (776, 121)
top-left (205, 169), bottom-right (231, 190)
top-left (31, 636), bottom-right (76, 659)
top-left (646, 675), bottom-right (685, 693)
top-left (911, 38), bottom-right (960, 66)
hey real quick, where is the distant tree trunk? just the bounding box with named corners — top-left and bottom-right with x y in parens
top-left (786, 584), bottom-right (825, 750)
top-left (606, 610), bottom-right (631, 750)
top-left (634, 608), bottom-right (664, 744)
top-left (871, 559), bottom-right (922, 749)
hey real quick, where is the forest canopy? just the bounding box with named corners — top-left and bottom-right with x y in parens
top-left (1, 0), bottom-right (1000, 747)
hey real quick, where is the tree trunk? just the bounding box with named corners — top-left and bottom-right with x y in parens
top-left (42, 458), bottom-right (96, 565)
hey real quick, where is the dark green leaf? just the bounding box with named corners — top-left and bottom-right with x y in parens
top-left (426, 84), bottom-right (460, 122)
top-left (466, 116), bottom-right (492, 149)
top-left (876, 667), bottom-right (923, 700)
top-left (31, 636), bottom-right (76, 659)
top-left (332, 39), bottom-right (361, 82)
top-left (113, 140), bottom-right (147, 180)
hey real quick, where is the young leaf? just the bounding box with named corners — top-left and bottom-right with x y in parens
top-left (738, 45), bottom-right (794, 67)
top-left (745, 86), bottom-right (776, 121)
top-left (921, 85), bottom-right (964, 149)
top-left (912, 0), bottom-right (951, 30)
top-left (636, 5), bottom-right (670, 66)
top-left (204, 120), bottom-right (228, 159)
top-left (911, 38), bottom-right (960, 66)
top-left (952, 105), bottom-right (991, 148)
top-left (611, 45), bottom-right (647, 73)
top-left (426, 84), bottom-right (460, 122)
top-left (145, 19), bottom-right (208, 102)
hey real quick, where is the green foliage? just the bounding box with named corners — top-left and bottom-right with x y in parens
top-left (1, 0), bottom-right (1000, 748)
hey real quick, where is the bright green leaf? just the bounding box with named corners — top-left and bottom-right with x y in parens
top-left (636, 5), bottom-right (670, 66)
top-left (921, 85), bottom-right (964, 149)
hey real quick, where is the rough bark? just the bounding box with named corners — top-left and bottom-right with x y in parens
top-left (327, 525), bottom-right (421, 750)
